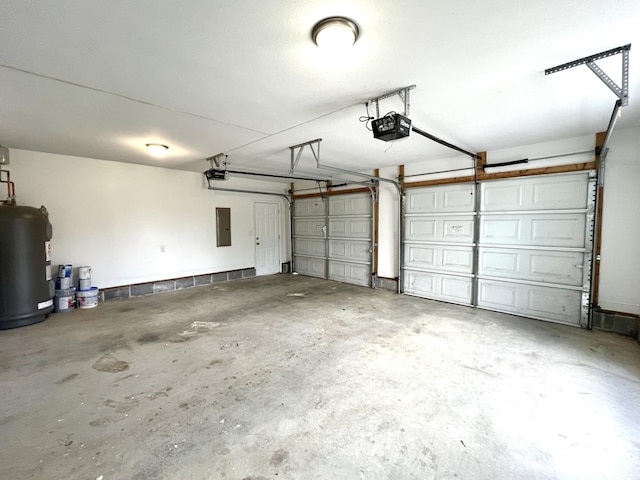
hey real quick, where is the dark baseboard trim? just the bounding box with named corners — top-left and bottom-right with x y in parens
top-left (375, 276), bottom-right (398, 291)
top-left (100, 267), bottom-right (256, 302)
top-left (591, 310), bottom-right (639, 340)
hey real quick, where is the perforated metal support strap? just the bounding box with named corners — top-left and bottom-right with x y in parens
top-left (545, 44), bottom-right (630, 106)
top-left (369, 85), bottom-right (416, 118)
top-left (289, 139), bottom-right (322, 173)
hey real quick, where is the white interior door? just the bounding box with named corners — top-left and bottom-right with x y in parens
top-left (254, 202), bottom-right (281, 276)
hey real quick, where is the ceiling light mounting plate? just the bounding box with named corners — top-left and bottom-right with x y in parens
top-left (145, 143), bottom-right (169, 156)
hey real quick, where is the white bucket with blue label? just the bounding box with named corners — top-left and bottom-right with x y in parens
top-left (76, 286), bottom-right (99, 309)
top-left (78, 266), bottom-right (92, 290)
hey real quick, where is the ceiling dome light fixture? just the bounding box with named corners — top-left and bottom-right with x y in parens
top-left (312, 16), bottom-right (359, 49)
top-left (145, 143), bottom-right (169, 157)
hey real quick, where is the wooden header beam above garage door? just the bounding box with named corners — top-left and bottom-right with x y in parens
top-left (403, 150), bottom-right (597, 189)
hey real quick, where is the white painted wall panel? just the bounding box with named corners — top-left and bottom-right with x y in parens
top-left (477, 279), bottom-right (582, 326)
top-left (10, 150), bottom-right (290, 288)
top-left (480, 213), bottom-right (585, 248)
top-left (598, 126), bottom-right (640, 315)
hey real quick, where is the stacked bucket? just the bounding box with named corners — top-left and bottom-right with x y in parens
top-left (53, 265), bottom-right (99, 312)
top-left (76, 266), bottom-right (99, 309)
top-left (54, 264), bottom-right (76, 313)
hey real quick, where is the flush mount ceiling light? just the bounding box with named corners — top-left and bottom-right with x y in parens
top-left (145, 143), bottom-right (169, 157)
top-left (312, 17), bottom-right (359, 49)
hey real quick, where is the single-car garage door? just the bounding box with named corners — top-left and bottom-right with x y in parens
top-left (293, 192), bottom-right (374, 287)
top-left (477, 172), bottom-right (594, 326)
top-left (403, 183), bottom-right (476, 305)
top-left (402, 171), bottom-right (595, 327)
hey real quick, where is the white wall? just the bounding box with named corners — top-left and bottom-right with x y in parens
top-left (598, 126), bottom-right (640, 315)
top-left (8, 149), bottom-right (290, 288)
top-left (377, 166), bottom-right (399, 279)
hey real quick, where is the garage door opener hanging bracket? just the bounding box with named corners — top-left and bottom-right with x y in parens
top-left (545, 44), bottom-right (631, 159)
top-left (545, 44), bottom-right (630, 107)
top-left (368, 85), bottom-right (415, 118)
top-left (290, 139), bottom-right (321, 174)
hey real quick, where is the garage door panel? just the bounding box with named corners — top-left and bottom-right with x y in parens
top-left (329, 218), bottom-right (371, 238)
top-left (329, 194), bottom-right (371, 216)
top-left (405, 184), bottom-right (475, 214)
top-left (294, 238), bottom-right (326, 257)
top-left (405, 244), bottom-right (473, 273)
top-left (294, 192), bottom-right (372, 287)
top-left (480, 213), bottom-right (585, 247)
top-left (404, 270), bottom-right (472, 305)
top-left (477, 279), bottom-right (582, 326)
top-left (329, 240), bottom-right (370, 262)
top-left (406, 216), bottom-right (475, 243)
top-left (482, 173), bottom-right (589, 211)
top-left (329, 261), bottom-right (370, 287)
top-left (479, 248), bottom-right (584, 286)
top-left (294, 218), bottom-right (325, 237)
top-left (294, 256), bottom-right (326, 278)
top-left (294, 198), bottom-right (326, 217)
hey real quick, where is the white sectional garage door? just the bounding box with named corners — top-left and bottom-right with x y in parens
top-left (293, 197), bottom-right (327, 279)
top-left (403, 172), bottom-right (595, 327)
top-left (477, 172), bottom-right (594, 326)
top-left (403, 183), bottom-right (476, 305)
top-left (293, 193), bottom-right (373, 287)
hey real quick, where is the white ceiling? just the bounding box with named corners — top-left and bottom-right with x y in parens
top-left (1, 1), bottom-right (639, 177)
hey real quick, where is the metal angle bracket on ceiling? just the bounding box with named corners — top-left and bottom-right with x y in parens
top-left (368, 85), bottom-right (416, 118)
top-left (289, 138), bottom-right (321, 173)
top-left (545, 44), bottom-right (631, 106)
top-left (207, 153), bottom-right (227, 169)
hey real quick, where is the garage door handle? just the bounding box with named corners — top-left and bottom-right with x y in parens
top-left (322, 225), bottom-right (327, 238)
top-left (575, 265), bottom-right (584, 268)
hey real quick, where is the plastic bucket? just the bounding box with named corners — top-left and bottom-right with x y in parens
top-left (76, 287), bottom-right (99, 309)
top-left (79, 278), bottom-right (91, 290)
top-left (54, 287), bottom-right (76, 313)
top-left (78, 266), bottom-right (92, 279)
top-left (58, 264), bottom-right (72, 278)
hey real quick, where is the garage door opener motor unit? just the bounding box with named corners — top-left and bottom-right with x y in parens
top-left (372, 113), bottom-right (411, 142)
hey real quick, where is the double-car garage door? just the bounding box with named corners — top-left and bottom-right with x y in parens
top-left (293, 193), bottom-right (373, 287)
top-left (403, 172), bottom-right (595, 327)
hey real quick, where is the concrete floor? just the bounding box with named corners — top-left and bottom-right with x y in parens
top-left (1, 274), bottom-right (640, 480)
